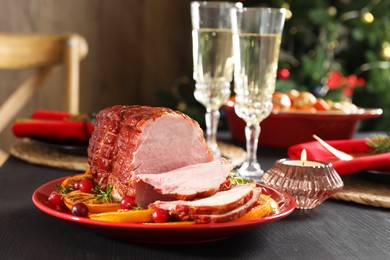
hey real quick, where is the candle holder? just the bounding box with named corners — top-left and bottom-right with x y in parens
top-left (262, 159), bottom-right (344, 209)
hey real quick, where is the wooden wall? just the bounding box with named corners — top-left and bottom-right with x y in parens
top-left (0, 0), bottom-right (193, 152)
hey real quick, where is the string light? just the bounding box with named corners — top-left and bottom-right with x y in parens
top-left (340, 0), bottom-right (380, 22)
top-left (285, 9), bottom-right (293, 20)
top-left (361, 11), bottom-right (375, 24)
top-left (281, 3), bottom-right (293, 20)
top-left (327, 6), bottom-right (337, 16)
top-left (381, 42), bottom-right (390, 60)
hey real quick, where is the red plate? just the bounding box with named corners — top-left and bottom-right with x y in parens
top-left (32, 177), bottom-right (295, 244)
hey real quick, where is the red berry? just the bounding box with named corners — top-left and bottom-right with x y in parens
top-left (152, 208), bottom-right (169, 223)
top-left (48, 191), bottom-right (62, 206)
top-left (120, 196), bottom-right (137, 210)
top-left (73, 180), bottom-right (80, 190)
top-left (79, 179), bottom-right (93, 193)
top-left (71, 203), bottom-right (89, 217)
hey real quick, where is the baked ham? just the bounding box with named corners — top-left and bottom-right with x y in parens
top-left (134, 158), bottom-right (233, 207)
top-left (87, 105), bottom-right (213, 201)
top-left (87, 105), bottom-right (262, 223)
top-left (150, 184), bottom-right (261, 223)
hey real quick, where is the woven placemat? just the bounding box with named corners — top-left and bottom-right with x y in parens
top-left (9, 139), bottom-right (246, 171)
top-left (10, 139), bottom-right (88, 171)
top-left (332, 175), bottom-right (390, 208)
top-left (218, 141), bottom-right (246, 167)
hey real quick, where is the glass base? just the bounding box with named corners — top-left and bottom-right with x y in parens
top-left (208, 142), bottom-right (221, 158)
top-left (237, 161), bottom-right (264, 183)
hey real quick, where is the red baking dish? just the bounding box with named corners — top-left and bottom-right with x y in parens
top-left (223, 101), bottom-right (383, 148)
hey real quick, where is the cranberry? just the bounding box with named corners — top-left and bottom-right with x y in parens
top-left (152, 208), bottom-right (169, 223)
top-left (78, 179), bottom-right (93, 193)
top-left (48, 191), bottom-right (62, 206)
top-left (73, 180), bottom-right (81, 190)
top-left (120, 196), bottom-right (137, 210)
top-left (71, 203), bottom-right (89, 217)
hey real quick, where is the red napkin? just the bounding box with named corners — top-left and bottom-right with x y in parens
top-left (12, 110), bottom-right (94, 142)
top-left (31, 110), bottom-right (72, 121)
top-left (288, 139), bottom-right (390, 176)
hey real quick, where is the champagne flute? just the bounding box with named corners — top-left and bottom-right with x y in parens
top-left (191, 1), bottom-right (242, 158)
top-left (231, 7), bottom-right (286, 181)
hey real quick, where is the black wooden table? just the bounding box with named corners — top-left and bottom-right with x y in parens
top-left (0, 148), bottom-right (389, 259)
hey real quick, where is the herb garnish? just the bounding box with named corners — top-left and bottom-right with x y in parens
top-left (55, 184), bottom-right (74, 199)
top-left (93, 179), bottom-right (114, 203)
top-left (222, 171), bottom-right (252, 190)
top-left (366, 134), bottom-right (390, 154)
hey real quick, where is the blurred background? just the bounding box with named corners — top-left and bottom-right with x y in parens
top-left (1, 0), bottom-right (389, 152)
top-left (0, 0), bottom-right (193, 151)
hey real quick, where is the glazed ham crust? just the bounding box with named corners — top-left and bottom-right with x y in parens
top-left (87, 105), bottom-right (213, 200)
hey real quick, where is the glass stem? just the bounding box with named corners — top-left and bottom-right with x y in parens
top-left (205, 108), bottom-right (221, 158)
top-left (245, 123), bottom-right (260, 164)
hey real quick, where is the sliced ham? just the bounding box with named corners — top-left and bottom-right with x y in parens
top-left (150, 184), bottom-right (256, 218)
top-left (87, 105), bottom-right (213, 201)
top-left (193, 187), bottom-right (262, 223)
top-left (134, 158), bottom-right (232, 207)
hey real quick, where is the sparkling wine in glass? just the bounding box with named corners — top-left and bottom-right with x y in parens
top-left (231, 7), bottom-right (286, 181)
top-left (191, 1), bottom-right (242, 158)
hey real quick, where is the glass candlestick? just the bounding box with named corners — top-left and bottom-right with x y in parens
top-left (262, 159), bottom-right (344, 209)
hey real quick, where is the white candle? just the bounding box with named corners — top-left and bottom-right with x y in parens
top-left (283, 149), bottom-right (325, 167)
top-left (283, 160), bottom-right (324, 167)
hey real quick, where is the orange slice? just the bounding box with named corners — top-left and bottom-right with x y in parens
top-left (234, 194), bottom-right (280, 222)
top-left (63, 190), bottom-right (121, 213)
top-left (60, 170), bottom-right (93, 189)
top-left (89, 209), bottom-right (154, 223)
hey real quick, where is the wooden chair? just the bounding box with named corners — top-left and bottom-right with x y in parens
top-left (0, 33), bottom-right (88, 165)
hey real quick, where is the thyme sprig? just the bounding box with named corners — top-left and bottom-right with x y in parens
top-left (229, 172), bottom-right (251, 185)
top-left (222, 171), bottom-right (252, 190)
top-left (55, 184), bottom-right (74, 199)
top-left (93, 178), bottom-right (114, 203)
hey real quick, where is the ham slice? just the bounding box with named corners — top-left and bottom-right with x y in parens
top-left (150, 184), bottom-right (256, 218)
top-left (87, 105), bottom-right (213, 201)
top-left (192, 187), bottom-right (262, 223)
top-left (134, 158), bottom-right (232, 207)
